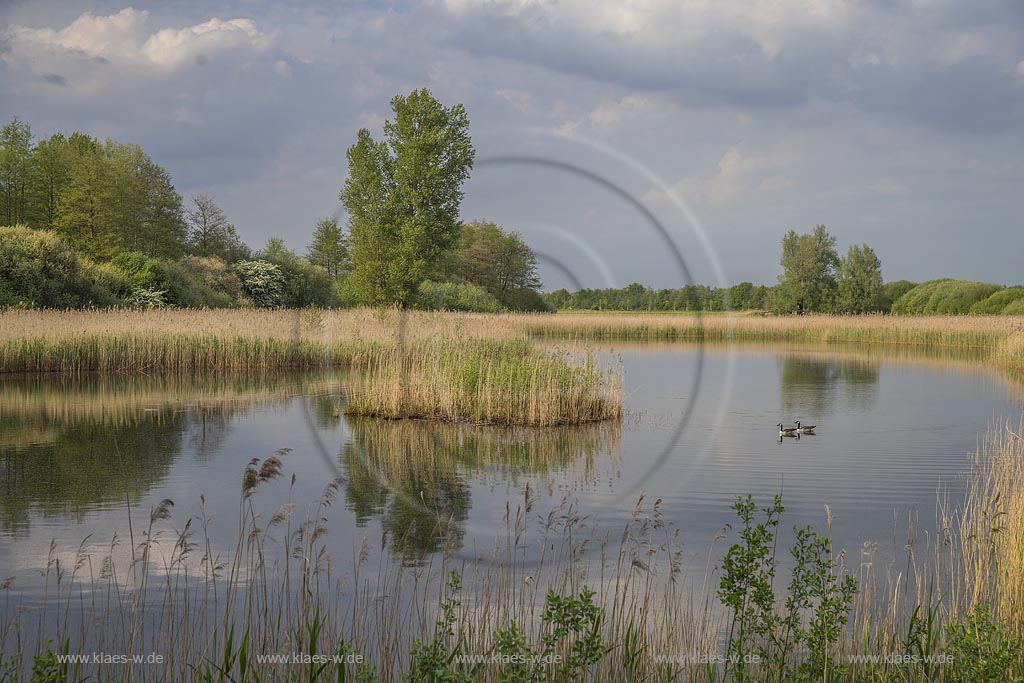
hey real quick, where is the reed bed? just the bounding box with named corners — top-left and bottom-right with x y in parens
top-left (521, 311), bottom-right (1024, 353)
top-left (2, 420), bottom-right (1022, 681)
top-left (0, 372), bottom-right (345, 429)
top-left (0, 309), bottom-right (622, 426)
top-left (3, 308), bottom-right (1021, 374)
top-left (343, 339), bottom-right (622, 426)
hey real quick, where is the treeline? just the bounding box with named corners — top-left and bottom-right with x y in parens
top-left (545, 226), bottom-right (1022, 315)
top-left (0, 106), bottom-right (548, 311)
top-left (544, 279), bottom-right (1024, 315)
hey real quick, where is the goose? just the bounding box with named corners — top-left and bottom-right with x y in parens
top-left (795, 421), bottom-right (816, 433)
top-left (777, 423), bottom-right (798, 437)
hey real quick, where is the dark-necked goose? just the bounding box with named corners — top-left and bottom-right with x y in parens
top-left (795, 421), bottom-right (816, 433)
top-left (778, 423), bottom-right (798, 437)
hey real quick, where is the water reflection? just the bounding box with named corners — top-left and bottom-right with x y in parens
top-left (0, 373), bottom-right (344, 535)
top-left (339, 418), bottom-right (620, 563)
top-left (0, 415), bottom-right (184, 535)
top-left (778, 354), bottom-right (880, 419)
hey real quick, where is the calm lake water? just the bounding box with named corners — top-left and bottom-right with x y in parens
top-left (1, 343), bottom-right (1022, 601)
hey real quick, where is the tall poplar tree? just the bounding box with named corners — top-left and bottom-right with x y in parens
top-left (341, 89), bottom-right (474, 306)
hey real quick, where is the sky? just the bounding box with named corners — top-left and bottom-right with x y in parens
top-left (1, 0), bottom-right (1022, 290)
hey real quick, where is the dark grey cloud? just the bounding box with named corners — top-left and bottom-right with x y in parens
top-left (39, 73), bottom-right (67, 86)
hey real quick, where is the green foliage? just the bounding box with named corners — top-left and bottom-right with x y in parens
top-left (944, 603), bottom-right (1024, 683)
top-left (0, 117), bottom-right (34, 226)
top-left (775, 225), bottom-right (840, 314)
top-left (970, 287), bottom-right (1024, 315)
top-left (342, 89), bottom-right (475, 307)
top-left (407, 571), bottom-right (474, 683)
top-left (111, 252), bottom-right (200, 307)
top-left (0, 225), bottom-right (116, 308)
top-left (235, 260), bottom-right (286, 307)
top-left (126, 286), bottom-right (168, 309)
top-left (167, 256), bottom-right (244, 308)
top-left (727, 282), bottom-right (755, 310)
top-left (491, 588), bottom-right (605, 682)
top-left (837, 244), bottom-right (885, 313)
top-left (502, 288), bottom-right (551, 312)
top-left (892, 279), bottom-right (1003, 314)
top-left (882, 280), bottom-right (917, 312)
top-left (259, 238), bottom-right (336, 307)
top-left (405, 571), bottom-right (605, 683)
top-left (415, 280), bottom-right (503, 313)
top-left (307, 217), bottom-right (350, 279)
top-left (29, 638), bottom-right (74, 683)
top-left (718, 495), bottom-right (857, 682)
top-left (1001, 299), bottom-right (1024, 315)
top-left (544, 282), bottom-right (751, 312)
top-left (449, 221), bottom-right (541, 310)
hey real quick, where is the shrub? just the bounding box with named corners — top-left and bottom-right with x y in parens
top-left (883, 280), bottom-right (917, 312)
top-left (971, 287), bottom-right (1024, 315)
top-left (892, 279), bottom-right (1003, 315)
top-left (1001, 299), bottom-right (1024, 315)
top-left (164, 256), bottom-right (242, 308)
top-left (944, 603), bottom-right (1023, 683)
top-left (110, 252), bottom-right (190, 306)
top-left (80, 259), bottom-right (133, 301)
top-left (0, 225), bottom-right (116, 308)
top-left (126, 286), bottom-right (168, 309)
top-left (718, 495), bottom-right (857, 681)
top-left (235, 260), bottom-right (285, 307)
top-left (503, 287), bottom-right (553, 312)
top-left (414, 280), bottom-right (503, 312)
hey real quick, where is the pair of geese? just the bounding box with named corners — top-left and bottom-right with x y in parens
top-left (777, 421), bottom-right (816, 436)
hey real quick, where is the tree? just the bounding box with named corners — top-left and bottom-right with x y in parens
top-left (837, 244), bottom-right (885, 313)
top-left (0, 117), bottom-right (34, 226)
top-left (775, 225), bottom-right (839, 314)
top-left (52, 134), bottom-right (124, 260)
top-left (727, 282), bottom-right (755, 310)
top-left (30, 133), bottom-right (73, 229)
top-left (449, 220), bottom-right (541, 309)
top-left (185, 193), bottom-right (249, 262)
top-left (341, 89), bottom-right (475, 306)
top-left (306, 217), bottom-right (349, 278)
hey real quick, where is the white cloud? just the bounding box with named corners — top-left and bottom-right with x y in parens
top-left (588, 95), bottom-right (675, 130)
top-left (142, 17), bottom-right (266, 68)
top-left (495, 88), bottom-right (533, 113)
top-left (664, 146), bottom-right (766, 207)
top-left (3, 8), bottom-right (268, 71)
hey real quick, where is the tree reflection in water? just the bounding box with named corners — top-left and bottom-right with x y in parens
top-left (339, 417), bottom-right (620, 564)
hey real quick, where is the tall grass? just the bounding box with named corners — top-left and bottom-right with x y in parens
top-left (344, 339), bottom-right (621, 426)
top-left (2, 420), bottom-right (1022, 681)
top-left (0, 309), bottom-right (622, 426)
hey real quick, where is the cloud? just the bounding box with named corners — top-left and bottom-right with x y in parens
top-left (3, 8), bottom-right (268, 70)
top-left (39, 73), bottom-right (68, 87)
top-left (438, 0), bottom-right (1024, 131)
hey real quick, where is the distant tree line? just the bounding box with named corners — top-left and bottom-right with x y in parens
top-left (545, 225), bottom-right (1023, 315)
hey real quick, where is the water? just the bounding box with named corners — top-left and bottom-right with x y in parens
top-left (1, 343), bottom-right (1021, 598)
